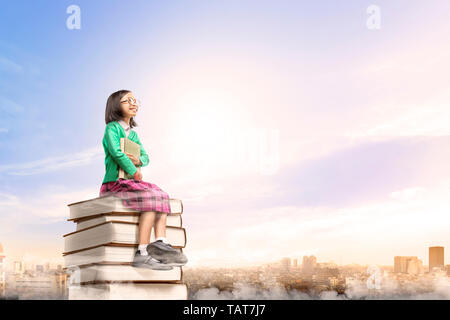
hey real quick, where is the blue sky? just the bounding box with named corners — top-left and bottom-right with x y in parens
top-left (1, 0), bottom-right (450, 268)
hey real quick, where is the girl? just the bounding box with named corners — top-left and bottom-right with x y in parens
top-left (99, 89), bottom-right (187, 270)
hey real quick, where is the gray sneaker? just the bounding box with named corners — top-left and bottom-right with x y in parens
top-left (147, 240), bottom-right (188, 267)
top-left (131, 251), bottom-right (173, 270)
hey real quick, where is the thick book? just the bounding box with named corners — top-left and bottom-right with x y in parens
top-left (68, 283), bottom-right (188, 300)
top-left (63, 221), bottom-right (186, 254)
top-left (67, 264), bottom-right (182, 284)
top-left (64, 245), bottom-right (185, 267)
top-left (75, 213), bottom-right (182, 231)
top-left (67, 195), bottom-right (183, 220)
top-left (119, 137), bottom-right (141, 179)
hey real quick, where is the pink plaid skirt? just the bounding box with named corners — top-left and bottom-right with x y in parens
top-left (99, 178), bottom-right (172, 214)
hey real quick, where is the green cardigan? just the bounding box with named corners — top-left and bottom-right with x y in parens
top-left (102, 121), bottom-right (149, 183)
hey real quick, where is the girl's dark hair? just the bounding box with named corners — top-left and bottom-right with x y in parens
top-left (105, 89), bottom-right (138, 129)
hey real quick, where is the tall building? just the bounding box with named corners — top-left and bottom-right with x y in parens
top-left (429, 246), bottom-right (444, 272)
top-left (36, 265), bottom-right (44, 274)
top-left (14, 261), bottom-right (25, 275)
top-left (0, 242), bottom-right (6, 296)
top-left (407, 258), bottom-right (424, 275)
top-left (292, 258), bottom-right (298, 268)
top-left (280, 257), bottom-right (291, 270)
top-left (302, 255), bottom-right (317, 275)
top-left (394, 256), bottom-right (424, 274)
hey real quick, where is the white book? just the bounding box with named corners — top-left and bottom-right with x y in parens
top-left (68, 283), bottom-right (188, 300)
top-left (67, 264), bottom-right (182, 284)
top-left (63, 221), bottom-right (186, 254)
top-left (64, 245), bottom-right (185, 267)
top-left (75, 213), bottom-right (182, 231)
top-left (68, 195), bottom-right (183, 220)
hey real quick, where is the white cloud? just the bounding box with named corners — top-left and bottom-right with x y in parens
top-left (344, 99), bottom-right (450, 141)
top-left (0, 146), bottom-right (103, 176)
top-left (193, 281), bottom-right (312, 300)
top-left (0, 186), bottom-right (99, 225)
top-left (343, 32), bottom-right (450, 142)
top-left (0, 55), bottom-right (24, 74)
top-left (0, 192), bottom-right (20, 206)
top-left (0, 97), bottom-right (24, 114)
top-left (389, 187), bottom-right (425, 201)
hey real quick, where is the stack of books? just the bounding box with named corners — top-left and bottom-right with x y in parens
top-left (63, 195), bottom-right (187, 300)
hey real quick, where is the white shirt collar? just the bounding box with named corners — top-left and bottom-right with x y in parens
top-left (118, 120), bottom-right (131, 135)
top-left (118, 119), bottom-right (130, 130)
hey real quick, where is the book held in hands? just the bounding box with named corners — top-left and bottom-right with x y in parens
top-left (119, 137), bottom-right (141, 179)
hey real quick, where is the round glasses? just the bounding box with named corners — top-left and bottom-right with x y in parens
top-left (120, 97), bottom-right (141, 107)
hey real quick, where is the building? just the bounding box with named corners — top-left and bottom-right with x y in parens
top-left (292, 259), bottom-right (298, 268)
top-left (55, 270), bottom-right (69, 297)
top-left (0, 243), bottom-right (5, 296)
top-left (312, 267), bottom-right (340, 286)
top-left (36, 265), bottom-right (44, 274)
top-left (329, 277), bottom-right (340, 287)
top-left (302, 255), bottom-right (317, 275)
top-left (394, 256), bottom-right (410, 273)
top-left (407, 258), bottom-right (424, 275)
top-left (13, 261), bottom-right (25, 275)
top-left (394, 256), bottom-right (424, 274)
top-left (280, 258), bottom-right (290, 270)
top-left (10, 270), bottom-right (68, 299)
top-left (429, 246), bottom-right (444, 272)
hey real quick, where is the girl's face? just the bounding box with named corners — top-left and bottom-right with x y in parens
top-left (120, 91), bottom-right (139, 118)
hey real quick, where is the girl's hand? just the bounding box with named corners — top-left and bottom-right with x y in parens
top-left (125, 152), bottom-right (141, 166)
top-left (133, 169), bottom-right (143, 181)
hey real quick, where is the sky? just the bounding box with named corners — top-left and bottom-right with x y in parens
top-left (1, 0), bottom-right (450, 269)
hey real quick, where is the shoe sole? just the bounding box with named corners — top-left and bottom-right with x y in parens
top-left (147, 247), bottom-right (187, 265)
top-left (147, 253), bottom-right (188, 265)
top-left (161, 261), bottom-right (188, 267)
top-left (131, 262), bottom-right (173, 270)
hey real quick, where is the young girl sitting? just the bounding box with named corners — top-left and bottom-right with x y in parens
top-left (99, 89), bottom-right (187, 270)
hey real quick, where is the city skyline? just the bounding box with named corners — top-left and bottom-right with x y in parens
top-left (2, 244), bottom-right (449, 300)
top-left (0, 241), bottom-right (447, 271)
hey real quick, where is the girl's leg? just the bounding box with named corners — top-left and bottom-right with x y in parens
top-left (148, 212), bottom-right (187, 264)
top-left (138, 211), bottom-right (156, 244)
top-left (154, 212), bottom-right (167, 238)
